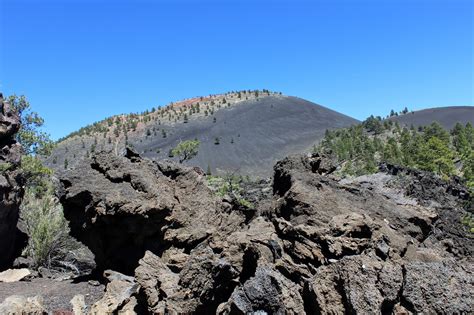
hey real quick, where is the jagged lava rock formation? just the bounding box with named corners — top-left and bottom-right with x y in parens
top-left (58, 150), bottom-right (473, 314)
top-left (0, 94), bottom-right (24, 270)
top-left (58, 148), bottom-right (222, 274)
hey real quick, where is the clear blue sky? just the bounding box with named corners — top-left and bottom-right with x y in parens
top-left (1, 0), bottom-right (472, 140)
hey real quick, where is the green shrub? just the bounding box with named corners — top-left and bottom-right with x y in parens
top-left (0, 162), bottom-right (12, 174)
top-left (21, 187), bottom-right (79, 269)
top-left (461, 213), bottom-right (474, 234)
top-left (206, 174), bottom-right (253, 209)
top-left (21, 155), bottom-right (53, 197)
top-left (237, 198), bottom-right (253, 208)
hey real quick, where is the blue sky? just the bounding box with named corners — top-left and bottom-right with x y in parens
top-left (0, 0), bottom-right (472, 140)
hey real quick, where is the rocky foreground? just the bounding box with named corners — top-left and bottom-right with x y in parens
top-left (43, 148), bottom-right (473, 314)
top-left (1, 146), bottom-right (473, 314)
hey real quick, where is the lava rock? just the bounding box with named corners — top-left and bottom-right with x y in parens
top-left (58, 148), bottom-right (224, 273)
top-left (57, 151), bottom-right (474, 313)
top-left (0, 93), bottom-right (24, 271)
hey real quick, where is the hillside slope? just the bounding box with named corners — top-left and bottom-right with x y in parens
top-left (47, 93), bottom-right (359, 176)
top-left (389, 106), bottom-right (474, 129)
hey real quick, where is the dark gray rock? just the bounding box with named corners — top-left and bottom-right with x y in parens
top-left (308, 253), bottom-right (404, 314)
top-left (58, 148), bottom-right (224, 274)
top-left (0, 94), bottom-right (24, 271)
top-left (219, 266), bottom-right (305, 314)
top-left (402, 260), bottom-right (474, 314)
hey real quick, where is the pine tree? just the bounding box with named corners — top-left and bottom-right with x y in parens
top-left (424, 122), bottom-right (450, 145)
top-left (463, 151), bottom-right (474, 190)
top-left (451, 123), bottom-right (469, 157)
top-left (416, 137), bottom-right (455, 178)
top-left (383, 138), bottom-right (402, 164)
top-left (464, 123), bottom-right (474, 150)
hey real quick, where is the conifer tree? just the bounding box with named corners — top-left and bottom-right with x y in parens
top-left (416, 137), bottom-right (455, 178)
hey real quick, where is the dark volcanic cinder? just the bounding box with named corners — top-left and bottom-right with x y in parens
top-left (48, 95), bottom-right (359, 177)
top-left (389, 106), bottom-right (474, 130)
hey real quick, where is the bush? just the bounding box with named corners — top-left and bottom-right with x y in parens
top-left (0, 162), bottom-right (12, 174)
top-left (461, 213), bottom-right (474, 234)
top-left (237, 198), bottom-right (253, 208)
top-left (21, 155), bottom-right (53, 197)
top-left (21, 187), bottom-right (79, 269)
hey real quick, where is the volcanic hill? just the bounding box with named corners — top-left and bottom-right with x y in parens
top-left (47, 90), bottom-right (359, 176)
top-left (389, 106), bottom-right (474, 130)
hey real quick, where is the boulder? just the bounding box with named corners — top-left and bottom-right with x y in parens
top-left (58, 148), bottom-right (224, 273)
top-left (0, 295), bottom-right (45, 315)
top-left (132, 214), bottom-right (281, 313)
top-left (218, 265), bottom-right (305, 314)
top-left (89, 270), bottom-right (140, 314)
top-left (70, 295), bottom-right (86, 315)
top-left (0, 268), bottom-right (31, 283)
top-left (307, 253), bottom-right (403, 314)
top-left (0, 93), bottom-right (24, 270)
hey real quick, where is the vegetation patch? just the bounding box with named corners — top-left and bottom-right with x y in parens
top-left (207, 174), bottom-right (254, 208)
top-left (316, 115), bottom-right (474, 187)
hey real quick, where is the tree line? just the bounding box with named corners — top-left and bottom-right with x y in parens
top-left (316, 117), bottom-right (474, 191)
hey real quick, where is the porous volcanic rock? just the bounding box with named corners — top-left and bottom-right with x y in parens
top-left (0, 93), bottom-right (24, 270)
top-left (59, 151), bottom-right (474, 313)
top-left (59, 148), bottom-right (224, 274)
top-left (272, 153), bottom-right (473, 313)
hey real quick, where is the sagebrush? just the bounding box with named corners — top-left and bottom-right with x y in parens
top-left (21, 187), bottom-right (79, 269)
